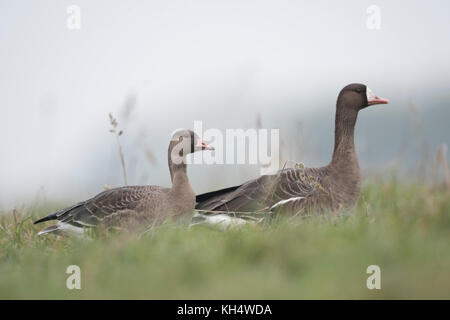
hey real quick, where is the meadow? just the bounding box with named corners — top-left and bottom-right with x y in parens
top-left (1, 178), bottom-right (449, 299)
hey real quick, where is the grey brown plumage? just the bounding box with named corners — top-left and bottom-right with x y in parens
top-left (196, 84), bottom-right (389, 216)
top-left (196, 167), bottom-right (328, 214)
top-left (35, 129), bottom-right (214, 235)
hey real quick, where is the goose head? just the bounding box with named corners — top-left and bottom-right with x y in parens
top-left (169, 129), bottom-right (214, 165)
top-left (337, 83), bottom-right (389, 112)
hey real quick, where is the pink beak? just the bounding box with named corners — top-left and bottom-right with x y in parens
top-left (368, 96), bottom-right (390, 106)
top-left (367, 88), bottom-right (389, 106)
top-left (197, 141), bottom-right (214, 151)
top-left (366, 87), bottom-right (389, 106)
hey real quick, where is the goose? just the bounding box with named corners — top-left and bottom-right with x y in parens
top-left (34, 129), bottom-right (214, 235)
top-left (195, 84), bottom-right (389, 218)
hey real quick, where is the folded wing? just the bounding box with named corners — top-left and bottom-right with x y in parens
top-left (34, 186), bottom-right (160, 234)
top-left (196, 168), bottom-right (323, 215)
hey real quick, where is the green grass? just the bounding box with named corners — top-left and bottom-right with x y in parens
top-left (1, 180), bottom-right (450, 299)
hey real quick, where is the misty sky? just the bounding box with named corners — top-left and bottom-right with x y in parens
top-left (1, 0), bottom-right (449, 209)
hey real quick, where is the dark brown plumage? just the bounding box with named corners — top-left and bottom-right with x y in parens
top-left (34, 129), bottom-right (213, 235)
top-left (196, 84), bottom-right (389, 216)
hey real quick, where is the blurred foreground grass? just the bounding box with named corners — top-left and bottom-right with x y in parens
top-left (1, 180), bottom-right (449, 299)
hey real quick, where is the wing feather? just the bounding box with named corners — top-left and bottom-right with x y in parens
top-left (47, 186), bottom-right (155, 228)
top-left (196, 168), bottom-right (321, 215)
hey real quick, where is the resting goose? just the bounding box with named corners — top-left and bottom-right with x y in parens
top-left (34, 129), bottom-right (214, 235)
top-left (195, 84), bottom-right (389, 216)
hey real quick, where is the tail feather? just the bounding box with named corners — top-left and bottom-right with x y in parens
top-left (34, 202), bottom-right (84, 225)
top-left (34, 212), bottom-right (58, 224)
top-left (195, 185), bottom-right (241, 208)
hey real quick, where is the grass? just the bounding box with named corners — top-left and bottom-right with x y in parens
top-left (1, 180), bottom-right (450, 299)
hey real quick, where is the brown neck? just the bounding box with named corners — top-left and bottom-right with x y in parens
top-left (330, 101), bottom-right (359, 170)
top-left (168, 142), bottom-right (190, 188)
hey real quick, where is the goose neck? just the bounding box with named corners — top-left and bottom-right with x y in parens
top-left (330, 105), bottom-right (359, 168)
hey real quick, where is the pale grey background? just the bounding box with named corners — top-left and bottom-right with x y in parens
top-left (1, 0), bottom-right (449, 209)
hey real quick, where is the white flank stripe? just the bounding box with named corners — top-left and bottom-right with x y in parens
top-left (57, 222), bottom-right (85, 234)
top-left (270, 196), bottom-right (304, 209)
top-left (57, 222), bottom-right (91, 239)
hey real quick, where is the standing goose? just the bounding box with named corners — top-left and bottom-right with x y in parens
top-left (34, 129), bottom-right (214, 235)
top-left (195, 84), bottom-right (389, 216)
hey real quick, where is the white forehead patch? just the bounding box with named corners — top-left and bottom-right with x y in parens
top-left (170, 128), bottom-right (189, 140)
top-left (366, 87), bottom-right (376, 101)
